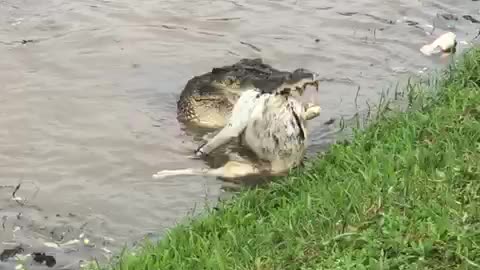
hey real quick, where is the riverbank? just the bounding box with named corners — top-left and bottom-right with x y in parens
top-left (95, 46), bottom-right (480, 269)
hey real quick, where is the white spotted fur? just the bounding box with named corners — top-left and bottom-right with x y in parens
top-left (152, 87), bottom-right (321, 180)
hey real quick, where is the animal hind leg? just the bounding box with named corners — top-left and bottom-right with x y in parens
top-left (153, 160), bottom-right (265, 180)
top-left (195, 88), bottom-right (260, 156)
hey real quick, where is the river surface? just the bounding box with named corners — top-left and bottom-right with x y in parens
top-left (0, 0), bottom-right (479, 269)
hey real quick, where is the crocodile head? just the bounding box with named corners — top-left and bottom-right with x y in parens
top-left (177, 58), bottom-right (320, 129)
top-left (270, 68), bottom-right (319, 97)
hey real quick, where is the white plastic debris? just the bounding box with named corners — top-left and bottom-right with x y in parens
top-left (418, 67), bottom-right (429, 74)
top-left (420, 32), bottom-right (457, 56)
top-left (391, 67), bottom-right (408, 73)
top-left (83, 238), bottom-right (90, 245)
top-left (11, 18), bottom-right (24, 26)
top-left (101, 247), bottom-right (112, 254)
top-left (103, 236), bottom-right (115, 242)
top-left (43, 242), bottom-right (60, 249)
top-left (61, 239), bottom-right (80, 246)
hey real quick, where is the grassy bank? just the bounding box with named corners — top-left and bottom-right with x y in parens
top-left (98, 47), bottom-right (480, 270)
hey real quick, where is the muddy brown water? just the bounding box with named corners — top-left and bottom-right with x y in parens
top-left (0, 0), bottom-right (479, 269)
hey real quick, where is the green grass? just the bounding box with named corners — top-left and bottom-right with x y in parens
top-left (95, 47), bottom-right (480, 270)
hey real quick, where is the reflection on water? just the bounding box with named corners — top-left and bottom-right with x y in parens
top-left (0, 0), bottom-right (479, 268)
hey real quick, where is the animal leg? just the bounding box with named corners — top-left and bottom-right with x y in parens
top-left (202, 131), bottom-right (217, 141)
top-left (196, 89), bottom-right (260, 156)
top-left (153, 160), bottom-right (262, 180)
top-left (304, 103), bottom-right (321, 120)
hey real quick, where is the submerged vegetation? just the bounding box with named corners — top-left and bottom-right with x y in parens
top-left (95, 47), bottom-right (480, 269)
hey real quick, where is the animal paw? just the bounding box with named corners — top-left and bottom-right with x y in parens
top-left (194, 143), bottom-right (207, 158)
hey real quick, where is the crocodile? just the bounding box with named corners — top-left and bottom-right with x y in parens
top-left (154, 81), bottom-right (322, 180)
top-left (176, 58), bottom-right (319, 129)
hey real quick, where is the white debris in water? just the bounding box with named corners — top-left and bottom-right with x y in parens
top-left (79, 233), bottom-right (85, 239)
top-left (83, 238), bottom-right (95, 247)
top-left (12, 226), bottom-right (21, 232)
top-left (15, 264), bottom-right (24, 270)
top-left (391, 67), bottom-right (408, 73)
top-left (420, 32), bottom-right (456, 56)
top-left (44, 242), bottom-right (60, 248)
top-left (11, 18), bottom-right (24, 26)
top-left (61, 239), bottom-right (80, 246)
top-left (396, 16), bottom-right (408, 23)
top-left (2, 241), bottom-right (18, 246)
top-left (101, 247), bottom-right (112, 254)
top-left (418, 67), bottom-right (429, 74)
top-left (103, 236), bottom-right (115, 242)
